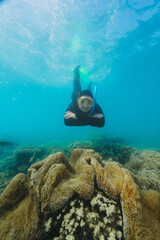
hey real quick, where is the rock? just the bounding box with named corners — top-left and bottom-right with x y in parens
top-left (14, 147), bottom-right (44, 165)
top-left (0, 141), bottom-right (13, 147)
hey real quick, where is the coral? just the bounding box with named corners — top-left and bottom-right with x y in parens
top-left (0, 149), bottom-right (160, 240)
top-left (125, 150), bottom-right (160, 192)
top-left (69, 139), bottom-right (135, 164)
top-left (0, 146), bottom-right (50, 195)
top-left (0, 138), bottom-right (135, 195)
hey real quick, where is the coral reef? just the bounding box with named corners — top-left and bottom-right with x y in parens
top-left (68, 139), bottom-right (135, 164)
top-left (0, 138), bottom-right (135, 195)
top-left (0, 149), bottom-right (160, 240)
top-left (125, 150), bottom-right (160, 192)
top-left (0, 146), bottom-right (51, 195)
top-left (0, 141), bottom-right (13, 147)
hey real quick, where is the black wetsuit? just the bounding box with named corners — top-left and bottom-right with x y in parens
top-left (64, 101), bottom-right (105, 127)
top-left (64, 66), bottom-right (105, 128)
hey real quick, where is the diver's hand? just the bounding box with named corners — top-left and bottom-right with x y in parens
top-left (92, 113), bottom-right (104, 119)
top-left (64, 111), bottom-right (77, 119)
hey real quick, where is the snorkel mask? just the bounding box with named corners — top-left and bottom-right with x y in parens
top-left (78, 95), bottom-right (94, 112)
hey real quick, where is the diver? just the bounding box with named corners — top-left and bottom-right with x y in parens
top-left (64, 65), bottom-right (105, 127)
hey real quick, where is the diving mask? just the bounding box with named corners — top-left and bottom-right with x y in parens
top-left (78, 96), bottom-right (94, 112)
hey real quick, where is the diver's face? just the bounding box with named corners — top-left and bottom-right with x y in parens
top-left (77, 95), bottom-right (94, 113)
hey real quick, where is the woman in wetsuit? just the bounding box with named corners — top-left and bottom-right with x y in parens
top-left (64, 66), bottom-right (105, 127)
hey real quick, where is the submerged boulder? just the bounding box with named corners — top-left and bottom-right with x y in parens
top-left (0, 141), bottom-right (13, 147)
top-left (14, 147), bottom-right (46, 165)
top-left (0, 149), bottom-right (159, 240)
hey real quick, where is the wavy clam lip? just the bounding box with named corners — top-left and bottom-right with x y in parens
top-left (0, 148), bottom-right (160, 240)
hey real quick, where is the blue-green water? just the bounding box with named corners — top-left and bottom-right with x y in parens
top-left (0, 0), bottom-right (160, 148)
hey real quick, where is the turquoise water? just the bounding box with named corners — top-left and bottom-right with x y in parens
top-left (0, 0), bottom-right (160, 148)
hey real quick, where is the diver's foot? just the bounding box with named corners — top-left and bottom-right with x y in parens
top-left (74, 65), bottom-right (80, 73)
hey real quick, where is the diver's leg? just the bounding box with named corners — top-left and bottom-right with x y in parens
top-left (72, 65), bottom-right (82, 102)
top-left (87, 81), bottom-right (92, 92)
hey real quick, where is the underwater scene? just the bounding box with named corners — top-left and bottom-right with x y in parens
top-left (0, 0), bottom-right (160, 239)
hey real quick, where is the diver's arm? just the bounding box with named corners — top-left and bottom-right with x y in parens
top-left (64, 112), bottom-right (86, 126)
top-left (89, 104), bottom-right (105, 127)
top-left (64, 111), bottom-right (77, 120)
top-left (92, 113), bottom-right (104, 119)
top-left (64, 102), bottom-right (83, 126)
top-left (64, 117), bottom-right (81, 126)
top-left (90, 116), bottom-right (105, 127)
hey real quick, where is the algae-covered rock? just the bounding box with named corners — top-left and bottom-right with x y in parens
top-left (0, 141), bottom-right (13, 147)
top-left (14, 147), bottom-right (46, 165)
top-left (0, 149), bottom-right (159, 240)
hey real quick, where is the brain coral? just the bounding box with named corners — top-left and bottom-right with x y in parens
top-left (0, 149), bottom-right (159, 240)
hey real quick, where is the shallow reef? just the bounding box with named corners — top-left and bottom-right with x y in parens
top-left (0, 148), bottom-right (160, 240)
top-left (0, 140), bottom-right (135, 195)
top-left (125, 150), bottom-right (160, 192)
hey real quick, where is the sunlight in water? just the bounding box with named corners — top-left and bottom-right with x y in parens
top-left (0, 0), bottom-right (159, 86)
